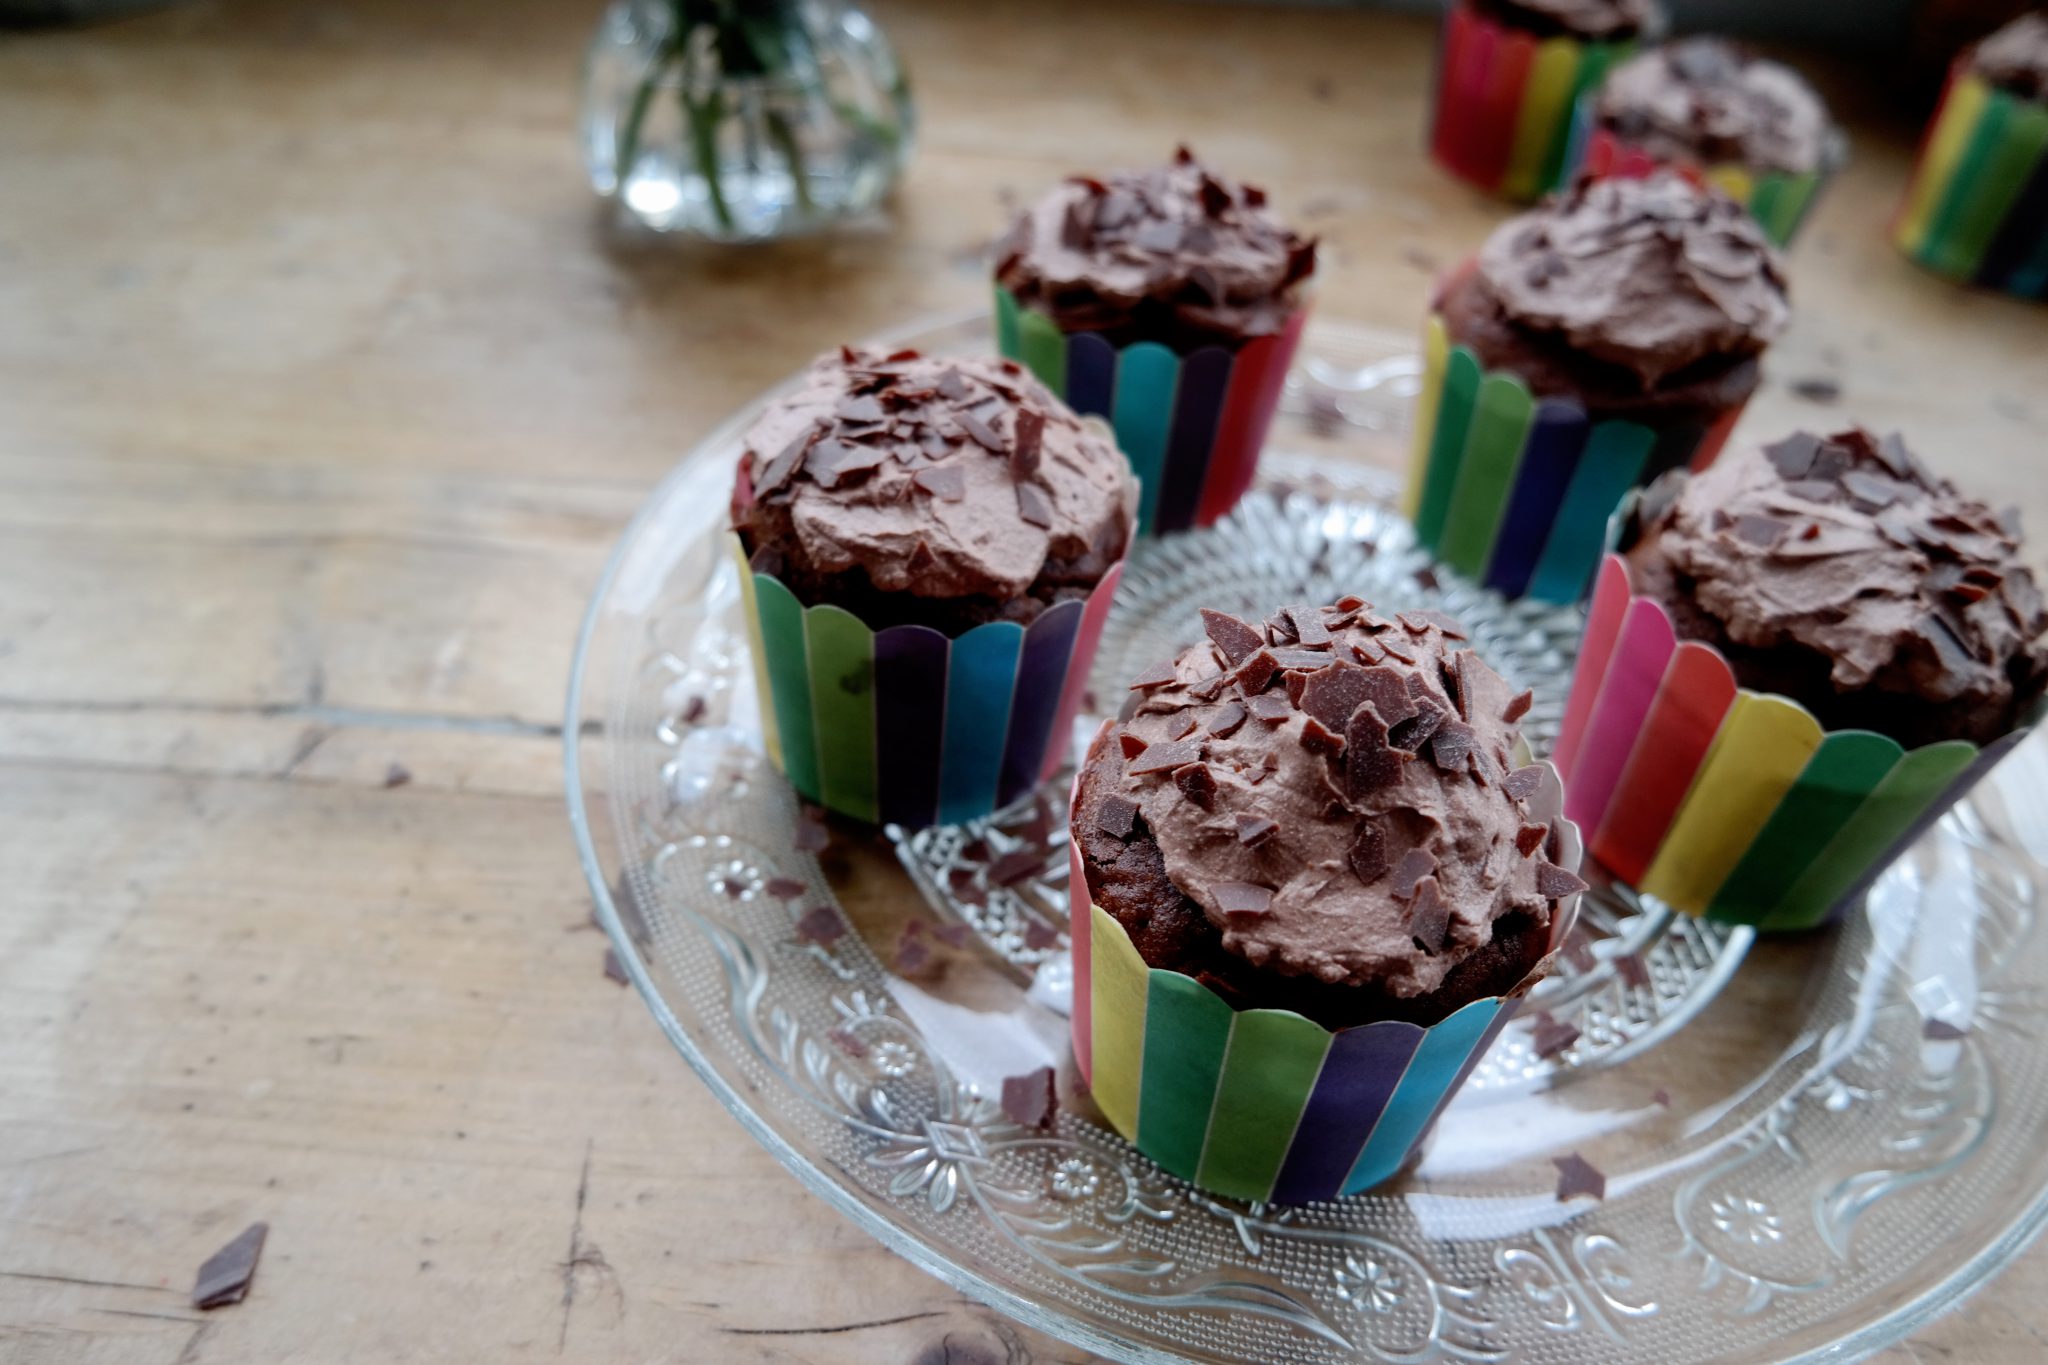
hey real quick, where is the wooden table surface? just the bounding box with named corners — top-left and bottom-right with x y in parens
top-left (5, 1), bottom-right (2047, 1361)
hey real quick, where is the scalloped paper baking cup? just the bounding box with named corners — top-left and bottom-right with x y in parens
top-left (1555, 553), bottom-right (2041, 930)
top-left (1402, 312), bottom-right (1745, 604)
top-left (992, 287), bottom-right (1305, 536)
top-left (1558, 105), bottom-right (1837, 247)
top-left (731, 533), bottom-right (1122, 830)
top-left (1429, 0), bottom-right (1639, 201)
top-left (1069, 736), bottom-right (1582, 1204)
top-left (1893, 63), bottom-right (2048, 299)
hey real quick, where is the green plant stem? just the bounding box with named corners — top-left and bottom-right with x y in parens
top-left (685, 81), bottom-right (736, 232)
top-left (613, 38), bottom-right (679, 195)
top-left (763, 106), bottom-right (811, 213)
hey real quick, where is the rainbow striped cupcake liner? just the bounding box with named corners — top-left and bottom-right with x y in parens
top-left (1555, 551), bottom-right (2042, 931)
top-left (731, 534), bottom-right (1122, 830)
top-left (1894, 62), bottom-right (2048, 299)
top-left (993, 287), bottom-right (1305, 536)
top-left (1559, 104), bottom-right (1838, 246)
top-left (1404, 312), bottom-right (1745, 604)
top-left (1069, 738), bottom-right (1582, 1205)
top-left (1429, 0), bottom-right (1639, 202)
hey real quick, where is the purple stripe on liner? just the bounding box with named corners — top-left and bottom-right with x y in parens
top-left (1643, 415), bottom-right (1710, 483)
top-left (1831, 727), bottom-right (2034, 918)
top-left (1065, 332), bottom-right (1119, 421)
top-left (1267, 1022), bottom-right (1425, 1206)
top-left (996, 599), bottom-right (1085, 808)
top-left (1484, 399), bottom-right (1589, 598)
top-left (873, 624), bottom-right (950, 829)
top-left (1975, 151), bottom-right (2048, 293)
top-left (1153, 347), bottom-right (1235, 534)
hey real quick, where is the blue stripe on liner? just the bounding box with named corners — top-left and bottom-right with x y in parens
top-left (1065, 332), bottom-right (1119, 422)
top-left (1525, 421), bottom-right (1656, 604)
top-left (995, 599), bottom-right (1083, 809)
top-left (1342, 998), bottom-right (1502, 1195)
top-left (1483, 399), bottom-right (1589, 598)
top-left (872, 624), bottom-right (950, 829)
top-left (938, 622), bottom-right (1023, 825)
top-left (1111, 342), bottom-right (1183, 535)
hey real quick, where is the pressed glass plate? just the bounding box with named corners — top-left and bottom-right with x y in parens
top-left (565, 313), bottom-right (2048, 1364)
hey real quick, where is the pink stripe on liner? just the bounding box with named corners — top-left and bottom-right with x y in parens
top-left (1554, 556), bottom-right (1633, 774)
top-left (1039, 562), bottom-right (1125, 784)
top-left (1688, 403), bottom-right (1744, 473)
top-left (1067, 790), bottom-right (1094, 1082)
top-left (1564, 599), bottom-right (1676, 833)
top-left (1591, 642), bottom-right (1738, 885)
top-left (1469, 29), bottom-right (1538, 191)
top-left (1432, 6), bottom-right (1484, 171)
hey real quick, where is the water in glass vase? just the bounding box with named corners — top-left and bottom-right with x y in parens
top-left (581, 0), bottom-right (915, 241)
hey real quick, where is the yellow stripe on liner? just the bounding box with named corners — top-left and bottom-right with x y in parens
top-left (731, 534), bottom-right (782, 768)
top-left (1088, 905), bottom-right (1151, 1141)
top-left (1403, 317), bottom-right (1450, 522)
top-left (1897, 75), bottom-right (1991, 255)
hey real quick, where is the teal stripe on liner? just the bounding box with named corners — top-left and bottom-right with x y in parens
top-left (1343, 998), bottom-right (1501, 1194)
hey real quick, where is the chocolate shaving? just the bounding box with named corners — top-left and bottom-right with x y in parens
top-left (1552, 1152), bottom-right (1605, 1202)
top-left (1429, 720), bottom-right (1478, 772)
top-left (934, 922), bottom-right (971, 949)
top-left (955, 409), bottom-right (1004, 452)
top-left (1001, 1067), bottom-right (1058, 1130)
top-left (192, 1222), bottom-right (269, 1310)
top-left (1344, 704), bottom-right (1407, 797)
top-left (1133, 220), bottom-right (1183, 253)
top-left (1229, 647), bottom-right (1280, 694)
top-left (1205, 700), bottom-right (1248, 737)
top-left (1388, 697), bottom-right (1447, 752)
top-left (1516, 823), bottom-right (1549, 857)
top-left (1024, 919), bottom-right (1062, 951)
top-left (1391, 847), bottom-right (1438, 898)
top-left (1201, 608), bottom-right (1265, 665)
top-left (1616, 953), bottom-right (1651, 990)
top-left (794, 905), bottom-right (847, 946)
top-left (793, 808), bottom-right (831, 853)
top-left (1213, 881), bottom-right (1273, 917)
top-left (1503, 690), bottom-right (1534, 724)
top-left (1286, 605), bottom-right (1333, 647)
top-left (1733, 514), bottom-right (1789, 549)
top-left (1763, 431), bottom-right (1821, 480)
top-left (1129, 659), bottom-right (1178, 690)
top-left (836, 394), bottom-right (885, 424)
top-left (1357, 666), bottom-right (1419, 728)
top-left (1840, 470), bottom-right (1900, 512)
top-left (1016, 483), bottom-right (1055, 529)
top-left (1271, 648), bottom-right (1339, 670)
top-left (1248, 694), bottom-right (1293, 723)
top-left (1187, 671), bottom-right (1229, 701)
top-left (1118, 729), bottom-right (1148, 759)
top-left (1530, 1010), bottom-right (1581, 1059)
top-left (990, 848), bottom-right (1046, 887)
top-left (1875, 430), bottom-right (1922, 481)
top-left (1398, 609), bottom-right (1469, 639)
top-left (1349, 636), bottom-right (1386, 665)
top-left (602, 948), bottom-right (629, 986)
top-left (1173, 761), bottom-right (1217, 808)
top-left (1502, 765), bottom-right (1544, 801)
top-left (1234, 812), bottom-right (1279, 847)
top-left (1536, 862), bottom-right (1588, 898)
top-left (1095, 793), bottom-right (1139, 839)
top-left (935, 368), bottom-right (969, 400)
top-left (1128, 738), bottom-right (1203, 775)
top-left (1408, 877), bottom-right (1449, 954)
top-left (765, 877), bottom-right (806, 900)
top-left (1011, 408), bottom-right (1045, 478)
top-left (1300, 715), bottom-right (1345, 756)
top-left (1297, 662), bottom-right (1370, 733)
top-left (1923, 1016), bottom-right (1970, 1041)
top-left (913, 465), bottom-right (966, 501)
top-left (893, 925), bottom-right (935, 977)
top-left (1348, 822), bottom-right (1388, 884)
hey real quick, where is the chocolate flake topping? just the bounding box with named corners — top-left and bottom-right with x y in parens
top-left (1201, 608), bottom-right (1266, 665)
top-left (1248, 693), bottom-right (1293, 723)
top-left (1408, 877), bottom-right (1449, 953)
top-left (1391, 847), bottom-right (1438, 898)
top-left (1536, 862), bottom-right (1588, 898)
top-left (1503, 690), bottom-right (1534, 723)
top-left (1732, 513), bottom-right (1789, 549)
top-left (1128, 738), bottom-right (1203, 774)
top-left (1206, 699), bottom-right (1249, 737)
top-left (1229, 647), bottom-right (1281, 693)
top-left (1096, 793), bottom-right (1139, 839)
top-left (1016, 482), bottom-right (1056, 529)
top-left (1345, 703), bottom-right (1407, 796)
top-left (1012, 408), bottom-right (1045, 478)
top-left (913, 465), bottom-right (966, 501)
top-left (1297, 662), bottom-right (1371, 733)
top-left (193, 1222), bottom-right (269, 1310)
top-left (1214, 881), bottom-right (1274, 917)
top-left (1287, 604), bottom-right (1333, 647)
top-left (1502, 765), bottom-right (1544, 801)
top-left (1129, 659), bottom-right (1179, 690)
top-left (1516, 823), bottom-right (1549, 857)
top-left (1234, 812), bottom-right (1279, 847)
top-left (1348, 821), bottom-right (1389, 884)
top-left (1174, 761), bottom-right (1218, 808)
top-left (1430, 719), bottom-right (1479, 772)
top-left (1763, 431), bottom-right (1821, 480)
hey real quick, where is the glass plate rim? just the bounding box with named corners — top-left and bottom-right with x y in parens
top-left (561, 306), bottom-right (2048, 1365)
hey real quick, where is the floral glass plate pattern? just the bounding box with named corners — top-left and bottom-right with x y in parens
top-left (565, 314), bottom-right (2048, 1364)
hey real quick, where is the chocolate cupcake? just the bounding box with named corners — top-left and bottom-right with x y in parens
top-left (992, 148), bottom-right (1315, 535)
top-left (1069, 600), bottom-right (1583, 1203)
top-left (1556, 428), bottom-right (2048, 930)
top-left (1407, 171), bottom-right (1788, 602)
top-left (1895, 13), bottom-right (2048, 298)
top-left (731, 346), bottom-right (1135, 828)
top-left (1432, 0), bottom-right (1666, 201)
top-left (1570, 38), bottom-right (1840, 245)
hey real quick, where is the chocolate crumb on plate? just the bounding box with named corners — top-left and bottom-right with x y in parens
top-left (1529, 1009), bottom-right (1582, 1059)
top-left (1552, 1153), bottom-right (1606, 1202)
top-left (192, 1222), bottom-right (269, 1311)
top-left (794, 905), bottom-right (847, 946)
top-left (602, 948), bottom-right (630, 986)
top-left (1023, 919), bottom-right (1063, 951)
top-left (383, 763), bottom-right (412, 789)
top-left (988, 847), bottom-right (1047, 887)
top-left (1001, 1066), bottom-right (1058, 1130)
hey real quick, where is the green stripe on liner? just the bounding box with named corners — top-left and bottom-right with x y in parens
top-left (1766, 740), bottom-right (1978, 931)
top-left (1942, 98), bottom-right (2048, 281)
top-left (1439, 373), bottom-right (1536, 579)
top-left (803, 605), bottom-right (878, 824)
top-left (1112, 342), bottom-right (1182, 535)
top-left (1921, 91), bottom-right (2016, 275)
top-left (1748, 174), bottom-right (1786, 241)
top-left (1194, 1009), bottom-right (1331, 1203)
top-left (1766, 169), bottom-right (1823, 245)
top-left (1018, 307), bottom-right (1069, 398)
top-left (1709, 731), bottom-right (1902, 925)
top-left (1134, 972), bottom-right (1236, 1183)
top-left (1413, 346), bottom-right (1483, 551)
top-left (752, 573), bottom-right (821, 803)
top-left (993, 286), bottom-right (1023, 364)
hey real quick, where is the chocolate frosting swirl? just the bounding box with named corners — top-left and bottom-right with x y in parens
top-left (1628, 428), bottom-right (2048, 747)
top-left (1101, 602), bottom-right (1579, 997)
top-left (1974, 13), bottom-right (2048, 103)
top-left (994, 147), bottom-right (1316, 351)
top-left (1595, 38), bottom-right (1833, 174)
top-left (1474, 172), bottom-right (1789, 389)
top-left (1473, 0), bottom-right (1661, 40)
top-left (732, 348), bottom-right (1133, 620)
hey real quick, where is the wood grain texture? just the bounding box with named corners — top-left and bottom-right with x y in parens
top-left (1, 0), bottom-right (2044, 1361)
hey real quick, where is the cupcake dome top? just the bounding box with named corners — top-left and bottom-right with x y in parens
top-left (1975, 13), bottom-right (2048, 104)
top-left (1471, 0), bottom-right (1661, 41)
top-left (732, 347), bottom-right (1132, 623)
top-left (1096, 601), bottom-right (1581, 998)
top-left (1474, 171), bottom-right (1789, 389)
top-left (1629, 428), bottom-right (2048, 747)
top-left (1595, 38), bottom-right (1832, 175)
top-left (994, 147), bottom-right (1315, 347)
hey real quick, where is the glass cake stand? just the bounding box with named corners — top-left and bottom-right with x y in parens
top-left (565, 312), bottom-right (2048, 1364)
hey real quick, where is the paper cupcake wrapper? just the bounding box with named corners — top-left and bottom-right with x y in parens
top-left (1402, 312), bottom-right (1744, 604)
top-left (1893, 63), bottom-right (2048, 299)
top-left (1069, 741), bottom-right (1583, 1204)
top-left (1554, 552), bottom-right (2041, 931)
top-left (1429, 0), bottom-right (1638, 201)
top-left (731, 533), bottom-right (1122, 829)
top-left (1559, 108), bottom-right (1837, 247)
top-left (993, 287), bottom-right (1306, 536)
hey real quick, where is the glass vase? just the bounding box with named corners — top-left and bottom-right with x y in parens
top-left (581, 0), bottom-right (915, 241)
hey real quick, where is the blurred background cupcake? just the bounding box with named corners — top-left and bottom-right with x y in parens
top-left (993, 148), bottom-right (1316, 536)
top-left (1564, 37), bottom-right (1842, 245)
top-left (1069, 599), bottom-right (1583, 1203)
top-left (1895, 11), bottom-right (2048, 298)
top-left (731, 346), bottom-right (1134, 829)
top-left (1431, 0), bottom-right (1666, 201)
top-left (1556, 427), bottom-right (2048, 930)
top-left (1406, 171), bottom-right (1788, 603)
